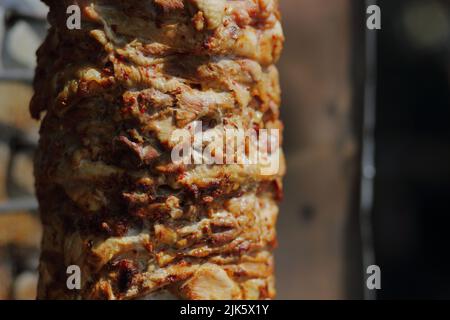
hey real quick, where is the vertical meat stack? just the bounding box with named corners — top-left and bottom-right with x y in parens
top-left (32, 0), bottom-right (284, 300)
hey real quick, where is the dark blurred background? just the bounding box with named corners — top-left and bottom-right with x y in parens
top-left (374, 0), bottom-right (450, 299)
top-left (0, 0), bottom-right (449, 299)
top-left (278, 0), bottom-right (450, 299)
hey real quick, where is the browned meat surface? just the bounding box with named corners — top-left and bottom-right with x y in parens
top-left (32, 0), bottom-right (284, 300)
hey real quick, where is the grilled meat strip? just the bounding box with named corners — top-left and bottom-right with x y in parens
top-left (31, 0), bottom-right (284, 300)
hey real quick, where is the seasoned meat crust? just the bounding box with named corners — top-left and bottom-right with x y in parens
top-left (32, 0), bottom-right (284, 300)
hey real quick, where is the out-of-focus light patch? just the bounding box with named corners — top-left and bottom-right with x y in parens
top-left (6, 21), bottom-right (41, 68)
top-left (0, 0), bottom-right (48, 18)
top-left (402, 1), bottom-right (449, 50)
top-left (21, 0), bottom-right (48, 17)
top-left (13, 271), bottom-right (38, 300)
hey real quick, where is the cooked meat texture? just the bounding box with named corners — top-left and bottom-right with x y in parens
top-left (32, 0), bottom-right (284, 300)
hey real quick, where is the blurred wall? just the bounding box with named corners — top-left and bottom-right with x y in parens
top-left (0, 0), bottom-right (46, 300)
top-left (276, 0), bottom-right (362, 299)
